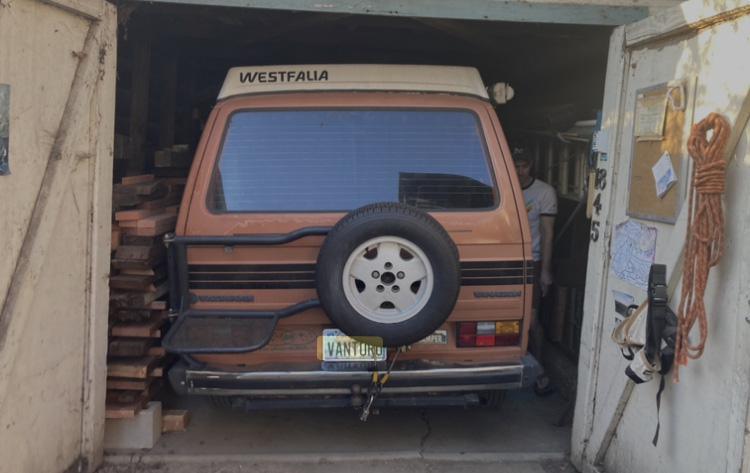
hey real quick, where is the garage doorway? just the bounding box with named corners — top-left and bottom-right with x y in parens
top-left (106, 1), bottom-right (611, 466)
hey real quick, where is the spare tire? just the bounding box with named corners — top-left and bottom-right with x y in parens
top-left (316, 203), bottom-right (460, 347)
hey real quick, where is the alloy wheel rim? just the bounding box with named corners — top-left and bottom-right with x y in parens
top-left (341, 236), bottom-right (434, 324)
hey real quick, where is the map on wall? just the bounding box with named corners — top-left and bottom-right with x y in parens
top-left (611, 219), bottom-right (658, 290)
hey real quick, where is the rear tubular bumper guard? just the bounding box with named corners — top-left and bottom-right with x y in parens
top-left (167, 355), bottom-right (542, 397)
top-left (162, 228), bottom-right (330, 355)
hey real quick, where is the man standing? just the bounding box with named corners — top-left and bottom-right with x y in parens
top-left (513, 147), bottom-right (557, 394)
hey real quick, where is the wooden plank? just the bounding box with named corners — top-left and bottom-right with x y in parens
top-left (122, 234), bottom-right (163, 246)
top-left (110, 284), bottom-right (168, 310)
top-left (112, 184), bottom-right (141, 208)
top-left (110, 310), bottom-right (167, 338)
top-left (105, 381), bottom-right (161, 419)
top-left (135, 180), bottom-right (167, 197)
top-left (105, 398), bottom-right (146, 419)
top-left (132, 0), bottom-right (648, 25)
top-left (162, 410), bottom-right (191, 433)
top-left (111, 258), bottom-right (155, 271)
top-left (133, 214), bottom-right (177, 236)
top-left (108, 338), bottom-right (155, 357)
top-left (107, 377), bottom-right (152, 391)
top-left (110, 309), bottom-right (154, 323)
top-left (155, 146), bottom-right (192, 168)
top-left (121, 174), bottom-right (154, 186)
top-left (119, 266), bottom-right (167, 281)
top-left (137, 213), bottom-right (176, 230)
top-left (117, 220), bottom-right (139, 229)
top-left (139, 192), bottom-right (182, 210)
top-left (111, 225), bottom-right (121, 252)
top-left (110, 274), bottom-right (156, 291)
top-left (114, 243), bottom-right (164, 264)
top-left (115, 207), bottom-right (159, 222)
top-left (107, 356), bottom-right (157, 379)
top-left (148, 346), bottom-right (166, 357)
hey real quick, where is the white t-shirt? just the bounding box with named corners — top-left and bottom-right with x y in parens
top-left (522, 178), bottom-right (557, 262)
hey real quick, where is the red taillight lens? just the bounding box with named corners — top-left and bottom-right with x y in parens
top-left (457, 322), bottom-right (477, 347)
top-left (458, 334), bottom-right (476, 347)
top-left (456, 321), bottom-right (521, 347)
top-left (475, 334), bottom-right (496, 346)
top-left (458, 322), bottom-right (476, 335)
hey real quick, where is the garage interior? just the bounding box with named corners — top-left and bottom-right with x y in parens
top-left (106, 0), bottom-right (610, 460)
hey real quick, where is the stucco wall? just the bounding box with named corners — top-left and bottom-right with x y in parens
top-left (572, 2), bottom-right (750, 472)
top-left (0, 1), bottom-right (116, 472)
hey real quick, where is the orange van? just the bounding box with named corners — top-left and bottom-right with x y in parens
top-left (164, 65), bottom-right (539, 413)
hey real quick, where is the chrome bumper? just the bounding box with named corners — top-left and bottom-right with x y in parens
top-left (170, 355), bottom-right (541, 396)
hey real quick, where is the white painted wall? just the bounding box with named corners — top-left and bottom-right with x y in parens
top-left (0, 1), bottom-right (116, 472)
top-left (572, 1), bottom-right (750, 472)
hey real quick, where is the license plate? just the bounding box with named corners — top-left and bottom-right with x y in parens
top-left (321, 329), bottom-right (387, 362)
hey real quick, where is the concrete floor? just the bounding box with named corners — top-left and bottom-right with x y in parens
top-left (101, 388), bottom-right (573, 473)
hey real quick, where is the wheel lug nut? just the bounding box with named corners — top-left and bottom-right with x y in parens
top-left (376, 285), bottom-right (385, 292)
top-left (392, 286), bottom-right (400, 293)
top-left (397, 271), bottom-right (405, 279)
top-left (372, 271), bottom-right (380, 278)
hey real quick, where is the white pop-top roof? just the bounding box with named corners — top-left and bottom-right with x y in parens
top-left (217, 65), bottom-right (489, 100)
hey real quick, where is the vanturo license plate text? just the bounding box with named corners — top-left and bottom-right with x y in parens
top-left (321, 329), bottom-right (386, 362)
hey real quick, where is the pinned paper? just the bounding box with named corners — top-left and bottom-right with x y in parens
top-left (651, 151), bottom-right (677, 199)
top-left (634, 93), bottom-right (667, 140)
top-left (612, 220), bottom-right (658, 290)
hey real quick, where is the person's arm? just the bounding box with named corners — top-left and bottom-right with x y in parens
top-left (540, 215), bottom-right (555, 296)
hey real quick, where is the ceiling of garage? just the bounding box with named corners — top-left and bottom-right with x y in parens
top-left (118, 2), bottom-right (613, 132)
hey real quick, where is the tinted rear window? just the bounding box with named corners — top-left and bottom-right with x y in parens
top-left (208, 109), bottom-right (496, 212)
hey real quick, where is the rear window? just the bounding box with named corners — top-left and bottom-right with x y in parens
top-left (208, 109), bottom-right (497, 212)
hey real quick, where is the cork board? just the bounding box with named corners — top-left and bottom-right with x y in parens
top-left (627, 81), bottom-right (690, 223)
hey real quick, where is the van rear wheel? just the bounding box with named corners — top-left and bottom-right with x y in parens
top-left (316, 203), bottom-right (460, 347)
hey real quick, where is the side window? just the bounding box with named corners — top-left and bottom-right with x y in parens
top-left (208, 109), bottom-right (497, 212)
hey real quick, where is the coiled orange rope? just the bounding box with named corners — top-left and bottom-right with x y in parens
top-left (674, 113), bottom-right (731, 382)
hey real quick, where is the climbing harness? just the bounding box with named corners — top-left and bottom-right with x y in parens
top-left (612, 264), bottom-right (677, 445)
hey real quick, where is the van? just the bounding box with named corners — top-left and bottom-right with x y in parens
top-left (164, 65), bottom-right (539, 413)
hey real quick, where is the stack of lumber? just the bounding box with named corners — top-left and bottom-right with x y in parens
top-left (154, 144), bottom-right (192, 178)
top-left (106, 174), bottom-right (184, 419)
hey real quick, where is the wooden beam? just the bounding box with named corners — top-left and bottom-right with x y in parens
top-left (40, 0), bottom-right (103, 20)
top-left (132, 0), bottom-right (649, 26)
top-left (625, 0), bottom-right (750, 47)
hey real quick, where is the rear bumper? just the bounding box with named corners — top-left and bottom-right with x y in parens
top-left (169, 355), bottom-right (541, 396)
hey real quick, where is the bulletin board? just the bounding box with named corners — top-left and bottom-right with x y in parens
top-left (626, 80), bottom-right (693, 224)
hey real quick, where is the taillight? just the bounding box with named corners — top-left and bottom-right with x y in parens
top-left (456, 321), bottom-right (521, 347)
